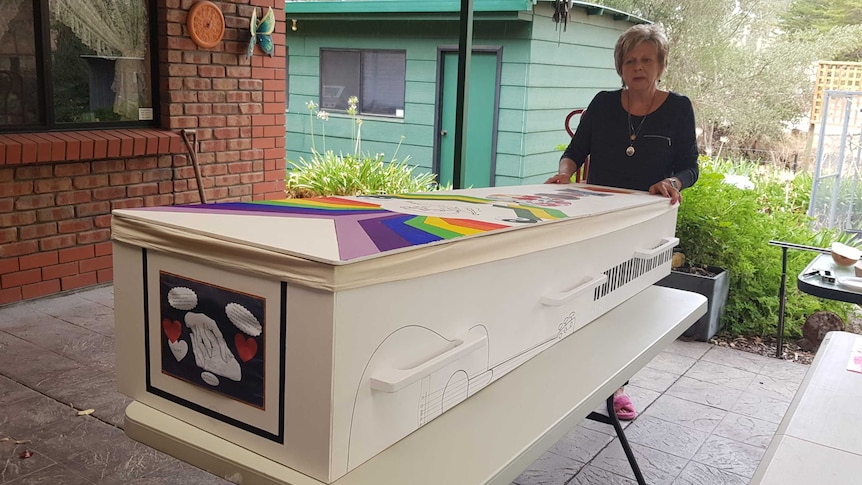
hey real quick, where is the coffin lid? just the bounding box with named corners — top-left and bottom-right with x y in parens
top-left (111, 183), bottom-right (675, 291)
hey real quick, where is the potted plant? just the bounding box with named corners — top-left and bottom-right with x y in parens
top-left (657, 256), bottom-right (729, 341)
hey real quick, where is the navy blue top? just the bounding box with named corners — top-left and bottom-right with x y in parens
top-left (561, 90), bottom-right (699, 191)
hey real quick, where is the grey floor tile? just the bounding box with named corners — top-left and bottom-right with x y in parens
top-left (0, 332), bottom-right (102, 394)
top-left (664, 339), bottom-right (713, 360)
top-left (1, 318), bottom-right (115, 374)
top-left (26, 416), bottom-right (126, 465)
top-left (682, 361), bottom-right (756, 391)
top-left (548, 425), bottom-right (614, 463)
top-left (0, 376), bottom-right (41, 407)
top-left (2, 463), bottom-right (94, 485)
top-left (591, 440), bottom-right (688, 485)
top-left (111, 458), bottom-right (234, 485)
top-left (730, 390), bottom-right (792, 424)
top-left (758, 358), bottom-right (809, 383)
top-left (60, 435), bottom-right (176, 484)
top-left (691, 435), bottom-right (766, 478)
top-left (0, 441), bottom-right (57, 484)
top-left (645, 351), bottom-right (697, 375)
top-left (570, 464), bottom-right (638, 485)
top-left (672, 461), bottom-right (749, 485)
top-left (620, 415), bottom-right (709, 459)
top-left (512, 450), bottom-right (584, 485)
top-left (78, 285), bottom-right (115, 309)
top-left (745, 374), bottom-right (800, 402)
top-left (44, 374), bottom-right (131, 428)
top-left (700, 346), bottom-right (771, 374)
top-left (629, 366), bottom-right (680, 393)
top-left (711, 412), bottom-right (778, 449)
top-left (0, 394), bottom-right (77, 440)
top-left (640, 395), bottom-right (726, 434)
top-left (664, 376), bottom-right (744, 411)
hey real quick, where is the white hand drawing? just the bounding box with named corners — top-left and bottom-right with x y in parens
top-left (185, 312), bottom-right (242, 381)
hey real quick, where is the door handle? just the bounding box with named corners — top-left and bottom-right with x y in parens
top-left (440, 130), bottom-right (447, 136)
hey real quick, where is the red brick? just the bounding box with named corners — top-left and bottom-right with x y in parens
top-left (94, 214), bottom-right (112, 228)
top-left (57, 218), bottom-right (94, 234)
top-left (59, 245), bottom-right (95, 263)
top-left (0, 287), bottom-right (22, 305)
top-left (15, 165), bottom-right (53, 179)
top-left (42, 262), bottom-right (79, 280)
top-left (92, 159), bottom-right (125, 173)
top-left (2, 268), bottom-right (41, 287)
top-left (19, 251), bottom-right (59, 270)
top-left (56, 191), bottom-right (92, 206)
top-left (97, 267), bottom-right (113, 283)
top-left (19, 222), bottom-right (58, 240)
top-left (22, 279), bottom-right (61, 300)
top-left (127, 183), bottom-right (159, 197)
top-left (0, 227), bottom-right (16, 244)
top-left (94, 241), bottom-right (112, 257)
top-left (93, 186), bottom-right (127, 200)
top-left (0, 136), bottom-right (22, 164)
top-left (54, 133), bottom-right (81, 161)
top-left (76, 202), bottom-right (111, 217)
top-left (144, 194), bottom-right (174, 206)
top-left (36, 206), bottom-right (75, 222)
top-left (109, 172), bottom-right (143, 186)
top-left (126, 157), bottom-right (159, 170)
top-left (34, 178), bottom-right (73, 193)
top-left (111, 198), bottom-right (144, 210)
top-left (54, 162), bottom-right (90, 177)
top-left (40, 234), bottom-right (77, 251)
top-left (61, 272), bottom-right (98, 291)
top-left (0, 258), bottom-right (18, 275)
top-left (79, 255), bottom-right (112, 273)
top-left (0, 211), bottom-right (36, 228)
top-left (73, 174), bottom-right (110, 189)
top-left (77, 229), bottom-right (111, 245)
top-left (142, 168), bottom-right (172, 182)
top-left (1, 181), bottom-right (34, 197)
top-left (14, 194), bottom-right (55, 210)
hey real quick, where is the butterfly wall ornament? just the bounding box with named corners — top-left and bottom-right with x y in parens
top-left (247, 6), bottom-right (275, 58)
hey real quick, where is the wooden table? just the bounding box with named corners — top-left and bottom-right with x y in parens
top-left (751, 331), bottom-right (862, 484)
top-left (124, 286), bottom-right (706, 485)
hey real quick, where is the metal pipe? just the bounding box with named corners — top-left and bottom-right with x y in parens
top-left (181, 129), bottom-right (207, 204)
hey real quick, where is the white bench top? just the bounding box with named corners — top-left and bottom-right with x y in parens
top-left (751, 331), bottom-right (862, 484)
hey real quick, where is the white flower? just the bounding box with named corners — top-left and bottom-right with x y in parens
top-left (306, 100), bottom-right (317, 110)
top-left (317, 110), bottom-right (329, 121)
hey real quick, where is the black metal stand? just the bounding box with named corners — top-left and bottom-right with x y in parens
top-left (586, 394), bottom-right (646, 485)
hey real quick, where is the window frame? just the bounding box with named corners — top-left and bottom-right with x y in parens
top-left (318, 48), bottom-right (406, 118)
top-left (0, 0), bottom-right (160, 133)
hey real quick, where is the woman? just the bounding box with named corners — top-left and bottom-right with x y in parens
top-left (546, 23), bottom-right (699, 420)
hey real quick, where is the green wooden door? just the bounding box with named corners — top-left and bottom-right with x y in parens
top-left (438, 50), bottom-right (500, 188)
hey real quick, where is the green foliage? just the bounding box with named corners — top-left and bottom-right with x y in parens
top-left (286, 100), bottom-right (445, 198)
top-left (676, 157), bottom-right (853, 337)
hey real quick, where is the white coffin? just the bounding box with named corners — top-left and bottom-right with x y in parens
top-left (112, 183), bottom-right (679, 483)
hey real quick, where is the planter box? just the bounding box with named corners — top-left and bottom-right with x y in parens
top-left (656, 266), bottom-right (729, 341)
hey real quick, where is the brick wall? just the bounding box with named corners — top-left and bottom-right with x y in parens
top-left (0, 0), bottom-right (287, 305)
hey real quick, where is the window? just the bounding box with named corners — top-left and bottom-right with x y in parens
top-left (319, 49), bottom-right (405, 117)
top-left (0, 0), bottom-right (155, 131)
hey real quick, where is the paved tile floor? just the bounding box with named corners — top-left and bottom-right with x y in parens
top-left (0, 285), bottom-right (808, 484)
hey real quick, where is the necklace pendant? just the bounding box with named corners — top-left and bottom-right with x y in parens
top-left (630, 135), bottom-right (636, 141)
top-left (626, 146), bottom-right (635, 157)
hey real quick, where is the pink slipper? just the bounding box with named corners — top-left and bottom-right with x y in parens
top-left (613, 394), bottom-right (638, 421)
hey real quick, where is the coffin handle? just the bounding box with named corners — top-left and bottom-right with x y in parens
top-left (370, 332), bottom-right (488, 393)
top-left (633, 237), bottom-right (679, 259)
top-left (540, 274), bottom-right (608, 307)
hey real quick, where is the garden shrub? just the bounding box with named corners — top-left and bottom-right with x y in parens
top-left (676, 157), bottom-right (853, 337)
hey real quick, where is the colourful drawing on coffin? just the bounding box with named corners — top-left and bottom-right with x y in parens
top-left (247, 6), bottom-right (275, 58)
top-left (159, 272), bottom-right (266, 409)
top-left (134, 187), bottom-right (623, 261)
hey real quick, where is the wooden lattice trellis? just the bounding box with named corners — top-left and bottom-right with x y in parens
top-left (811, 61), bottom-right (862, 124)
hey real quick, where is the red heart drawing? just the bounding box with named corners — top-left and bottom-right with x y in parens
top-left (162, 318), bottom-right (182, 343)
top-left (235, 334), bottom-right (258, 362)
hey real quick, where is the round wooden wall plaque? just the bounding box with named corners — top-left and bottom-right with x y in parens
top-left (188, 1), bottom-right (225, 49)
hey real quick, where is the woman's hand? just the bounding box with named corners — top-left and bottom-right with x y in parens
top-left (545, 173), bottom-right (572, 184)
top-left (649, 178), bottom-right (682, 205)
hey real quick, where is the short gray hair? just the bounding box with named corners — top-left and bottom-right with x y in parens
top-left (614, 24), bottom-right (669, 79)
